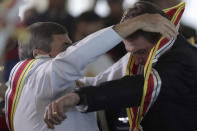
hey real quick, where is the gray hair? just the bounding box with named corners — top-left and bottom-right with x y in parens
top-left (18, 22), bottom-right (68, 60)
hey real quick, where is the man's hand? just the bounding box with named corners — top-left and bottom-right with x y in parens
top-left (113, 13), bottom-right (178, 40)
top-left (140, 13), bottom-right (179, 40)
top-left (44, 93), bottom-right (80, 129)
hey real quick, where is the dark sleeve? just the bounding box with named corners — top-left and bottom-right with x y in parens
top-left (75, 75), bottom-right (144, 112)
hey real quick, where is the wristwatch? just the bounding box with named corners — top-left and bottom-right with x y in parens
top-left (74, 89), bottom-right (88, 112)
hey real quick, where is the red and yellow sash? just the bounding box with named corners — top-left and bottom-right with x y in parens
top-left (126, 2), bottom-right (185, 131)
top-left (7, 59), bottom-right (37, 131)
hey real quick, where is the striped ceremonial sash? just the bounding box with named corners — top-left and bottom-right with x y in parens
top-left (126, 2), bottom-right (185, 131)
top-left (6, 59), bottom-right (37, 131)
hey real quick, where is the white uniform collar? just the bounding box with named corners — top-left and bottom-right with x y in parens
top-left (35, 54), bottom-right (50, 59)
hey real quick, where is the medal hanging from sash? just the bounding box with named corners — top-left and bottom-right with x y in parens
top-left (188, 37), bottom-right (196, 46)
top-left (126, 2), bottom-right (185, 131)
top-left (7, 59), bottom-right (37, 131)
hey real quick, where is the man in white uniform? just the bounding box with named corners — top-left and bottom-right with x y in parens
top-left (5, 12), bottom-right (177, 131)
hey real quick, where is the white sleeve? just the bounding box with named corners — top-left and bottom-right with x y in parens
top-left (79, 53), bottom-right (131, 86)
top-left (52, 26), bottom-right (122, 81)
top-left (42, 27), bottom-right (122, 96)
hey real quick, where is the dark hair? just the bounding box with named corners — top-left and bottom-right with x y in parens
top-left (106, 0), bottom-right (123, 3)
top-left (138, 0), bottom-right (155, 3)
top-left (121, 1), bottom-right (169, 44)
top-left (75, 11), bottom-right (101, 23)
top-left (18, 22), bottom-right (67, 60)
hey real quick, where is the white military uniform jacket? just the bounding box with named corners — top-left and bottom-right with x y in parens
top-left (5, 27), bottom-right (122, 131)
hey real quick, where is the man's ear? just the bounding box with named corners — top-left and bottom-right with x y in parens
top-left (33, 49), bottom-right (49, 58)
top-left (33, 49), bottom-right (39, 58)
